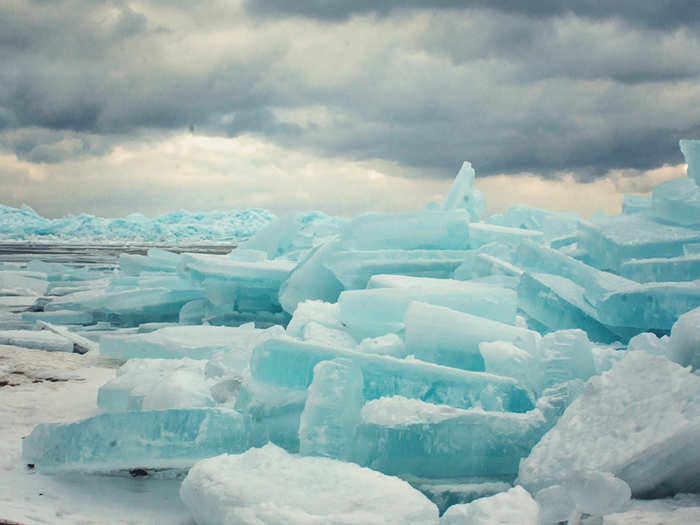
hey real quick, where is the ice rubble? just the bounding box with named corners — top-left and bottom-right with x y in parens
top-left (8, 139), bottom-right (700, 523)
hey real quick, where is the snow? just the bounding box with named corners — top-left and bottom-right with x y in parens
top-left (179, 444), bottom-right (440, 525)
top-left (440, 486), bottom-right (539, 525)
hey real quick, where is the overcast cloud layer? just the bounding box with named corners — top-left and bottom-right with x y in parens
top-left (1, 0), bottom-right (699, 217)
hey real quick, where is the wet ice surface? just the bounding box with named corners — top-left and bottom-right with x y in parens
top-left (2, 144), bottom-right (700, 524)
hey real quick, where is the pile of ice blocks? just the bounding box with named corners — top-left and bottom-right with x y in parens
top-left (15, 143), bottom-right (700, 523)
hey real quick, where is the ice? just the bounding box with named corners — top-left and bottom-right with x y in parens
top-left (441, 161), bottom-right (484, 221)
top-left (355, 396), bottom-right (546, 478)
top-left (22, 309), bottom-right (94, 325)
top-left (323, 249), bottom-right (468, 289)
top-left (518, 352), bottom-right (700, 497)
top-left (0, 329), bottom-right (73, 352)
top-left (411, 480), bottom-right (512, 516)
top-left (250, 337), bottom-right (534, 412)
top-left (118, 248), bottom-right (181, 276)
top-left (299, 358), bottom-right (363, 460)
top-left (278, 240), bottom-right (344, 314)
top-left (621, 194), bottom-right (651, 214)
top-left (338, 282), bottom-right (516, 339)
top-left (340, 210), bottom-right (470, 250)
top-left (440, 486), bottom-right (539, 525)
top-left (479, 341), bottom-right (540, 395)
top-left (469, 223), bottom-right (544, 249)
top-left (97, 358), bottom-right (214, 412)
top-left (404, 302), bottom-right (539, 371)
top-left (686, 242), bottom-right (700, 255)
top-left (668, 306), bottom-right (700, 370)
top-left (301, 321), bottom-right (358, 348)
top-left (240, 210), bottom-right (344, 258)
top-left (286, 300), bottom-right (344, 339)
top-left (22, 408), bottom-right (248, 472)
top-left (99, 324), bottom-right (283, 361)
top-left (486, 204), bottom-right (580, 239)
top-left (565, 471), bottom-right (631, 517)
top-left (620, 253), bottom-right (700, 282)
top-left (0, 270), bottom-right (48, 296)
top-left (179, 444), bottom-right (440, 525)
top-left (577, 214), bottom-right (700, 272)
top-left (596, 280), bottom-right (700, 331)
top-left (36, 320), bottom-right (99, 353)
top-left (627, 332), bottom-right (669, 355)
top-left (517, 272), bottom-right (622, 343)
top-left (651, 177), bottom-right (700, 226)
top-left (680, 138), bottom-right (700, 185)
top-left (0, 203), bottom-right (275, 242)
top-left (357, 333), bottom-right (407, 357)
top-left (535, 485), bottom-right (575, 524)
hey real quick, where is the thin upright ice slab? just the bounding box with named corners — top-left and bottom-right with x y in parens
top-left (299, 358), bottom-right (363, 460)
top-left (179, 444), bottom-right (440, 525)
top-left (577, 214), bottom-right (700, 272)
top-left (404, 302), bottom-right (539, 372)
top-left (651, 177), bottom-right (700, 226)
top-left (340, 210), bottom-right (470, 251)
top-left (440, 161), bottom-right (484, 221)
top-left (355, 396), bottom-right (546, 479)
top-left (323, 249), bottom-right (467, 289)
top-left (23, 408), bottom-right (248, 473)
top-left (251, 337), bottom-right (534, 412)
top-left (518, 352), bottom-right (700, 497)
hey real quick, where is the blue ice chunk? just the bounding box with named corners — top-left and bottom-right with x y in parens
top-left (22, 309), bottom-right (94, 325)
top-left (178, 299), bottom-right (208, 324)
top-left (441, 161), bottom-right (484, 221)
top-left (597, 281), bottom-right (700, 331)
top-left (322, 249), bottom-right (467, 289)
top-left (119, 248), bottom-right (181, 276)
top-left (404, 302), bottom-right (539, 372)
top-left (515, 240), bottom-right (635, 302)
top-left (99, 324), bottom-right (281, 361)
top-left (651, 177), bottom-right (700, 227)
top-left (97, 358), bottom-right (214, 412)
top-left (338, 280), bottom-right (517, 339)
top-left (469, 223), bottom-right (544, 249)
top-left (240, 211), bottom-right (345, 258)
top-left (278, 241), bottom-right (344, 315)
top-left (299, 358), bottom-right (363, 460)
top-left (250, 337), bottom-right (534, 412)
top-left (680, 139), bottom-right (700, 185)
top-left (622, 195), bottom-right (652, 215)
top-left (517, 273), bottom-right (621, 343)
top-left (538, 330), bottom-right (596, 390)
top-left (472, 253), bottom-right (524, 279)
top-left (354, 396), bottom-right (546, 479)
top-left (486, 205), bottom-right (579, 239)
top-left (685, 243), bottom-right (700, 255)
top-left (620, 254), bottom-right (700, 282)
top-left (451, 242), bottom-right (515, 280)
top-left (22, 408), bottom-right (247, 473)
top-left (234, 379), bottom-right (307, 451)
top-left (577, 214), bottom-right (700, 272)
top-left (340, 211), bottom-right (470, 251)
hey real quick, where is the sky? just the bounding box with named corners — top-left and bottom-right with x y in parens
top-left (1, 0), bottom-right (699, 219)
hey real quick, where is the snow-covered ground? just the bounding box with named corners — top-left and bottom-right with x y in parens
top-left (0, 345), bottom-right (192, 525)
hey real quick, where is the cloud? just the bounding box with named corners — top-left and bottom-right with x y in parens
top-left (1, 0), bottom-right (700, 217)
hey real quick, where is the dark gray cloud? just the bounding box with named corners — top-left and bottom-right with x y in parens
top-left (1, 0), bottom-right (700, 182)
top-left (246, 1), bottom-right (700, 30)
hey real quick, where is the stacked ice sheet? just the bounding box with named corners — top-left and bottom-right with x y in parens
top-left (15, 140), bottom-right (700, 523)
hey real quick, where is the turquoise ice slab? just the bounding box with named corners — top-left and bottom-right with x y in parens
top-left (651, 177), bottom-right (700, 227)
top-left (403, 302), bottom-right (539, 372)
top-left (515, 240), bottom-right (635, 302)
top-left (299, 358), bottom-right (363, 460)
top-left (517, 272), bottom-right (621, 343)
top-left (337, 281), bottom-right (517, 338)
top-left (597, 281), bottom-right (700, 331)
top-left (469, 223), bottom-right (544, 249)
top-left (22, 408), bottom-right (247, 473)
top-left (485, 204), bottom-right (580, 238)
top-left (620, 254), bottom-right (700, 283)
top-left (577, 214), bottom-right (700, 272)
top-left (622, 195), bottom-right (652, 215)
top-left (340, 210), bottom-right (470, 251)
top-left (250, 338), bottom-right (534, 412)
top-left (354, 397), bottom-right (546, 479)
top-left (322, 250), bottom-right (468, 289)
